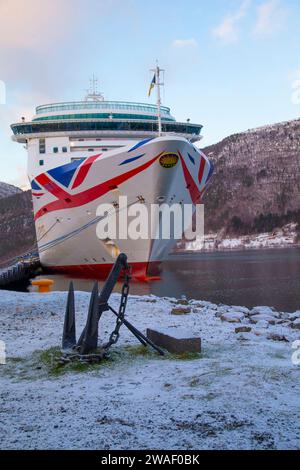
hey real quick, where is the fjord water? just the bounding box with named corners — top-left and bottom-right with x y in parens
top-left (33, 248), bottom-right (300, 313)
top-left (160, 248), bottom-right (300, 312)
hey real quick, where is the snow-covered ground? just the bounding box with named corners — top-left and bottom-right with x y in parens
top-left (185, 223), bottom-right (299, 252)
top-left (0, 289), bottom-right (300, 450)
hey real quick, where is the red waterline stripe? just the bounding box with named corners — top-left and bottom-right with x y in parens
top-left (45, 260), bottom-right (162, 281)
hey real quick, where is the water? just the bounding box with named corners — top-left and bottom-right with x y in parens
top-left (31, 248), bottom-right (300, 313)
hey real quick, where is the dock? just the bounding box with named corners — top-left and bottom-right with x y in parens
top-left (0, 252), bottom-right (41, 287)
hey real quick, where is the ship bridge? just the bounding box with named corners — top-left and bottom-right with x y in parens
top-left (33, 101), bottom-right (176, 122)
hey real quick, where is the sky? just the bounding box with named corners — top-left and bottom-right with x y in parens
top-left (0, 0), bottom-right (300, 188)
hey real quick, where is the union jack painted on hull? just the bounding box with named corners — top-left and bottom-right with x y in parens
top-left (29, 137), bottom-right (212, 279)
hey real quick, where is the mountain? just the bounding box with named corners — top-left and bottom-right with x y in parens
top-left (0, 190), bottom-right (37, 265)
top-left (202, 118), bottom-right (300, 238)
top-left (0, 182), bottom-right (22, 199)
top-left (1, 117), bottom-right (300, 265)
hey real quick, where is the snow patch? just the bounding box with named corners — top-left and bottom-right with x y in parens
top-left (0, 290), bottom-right (299, 450)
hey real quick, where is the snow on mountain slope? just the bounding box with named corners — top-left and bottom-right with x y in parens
top-left (0, 182), bottom-right (22, 199)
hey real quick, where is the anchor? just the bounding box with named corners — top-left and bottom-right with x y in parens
top-left (60, 253), bottom-right (164, 364)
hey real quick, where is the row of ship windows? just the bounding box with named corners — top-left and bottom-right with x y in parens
top-left (39, 146), bottom-right (68, 154)
top-left (34, 113), bottom-right (173, 122)
top-left (36, 102), bottom-right (171, 114)
top-left (14, 121), bottom-right (201, 135)
top-left (39, 157), bottom-right (86, 166)
top-left (39, 146), bottom-right (111, 156)
top-left (39, 139), bottom-right (68, 154)
top-left (38, 139), bottom-right (112, 155)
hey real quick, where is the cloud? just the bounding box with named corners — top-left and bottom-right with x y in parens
top-left (0, 0), bottom-right (125, 91)
top-left (212, 0), bottom-right (250, 44)
top-left (0, 90), bottom-right (52, 135)
top-left (0, 0), bottom-right (76, 50)
top-left (290, 68), bottom-right (300, 80)
top-left (8, 166), bottom-right (30, 190)
top-left (253, 0), bottom-right (287, 37)
top-left (0, 0), bottom-right (138, 185)
top-left (0, 0), bottom-right (84, 95)
top-left (172, 38), bottom-right (198, 48)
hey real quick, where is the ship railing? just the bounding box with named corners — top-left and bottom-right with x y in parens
top-left (36, 101), bottom-right (171, 115)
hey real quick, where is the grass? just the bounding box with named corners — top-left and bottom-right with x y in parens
top-left (271, 351), bottom-right (287, 360)
top-left (39, 347), bottom-right (106, 376)
top-left (203, 393), bottom-right (218, 401)
top-left (2, 343), bottom-right (204, 380)
top-left (122, 344), bottom-right (158, 357)
top-left (167, 351), bottom-right (202, 361)
top-left (7, 356), bottom-right (26, 363)
top-left (39, 343), bottom-right (203, 376)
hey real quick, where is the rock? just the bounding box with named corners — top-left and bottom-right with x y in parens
top-left (192, 308), bottom-right (205, 314)
top-left (249, 314), bottom-right (277, 325)
top-left (215, 310), bottom-right (224, 318)
top-left (218, 305), bottom-right (231, 312)
top-left (207, 303), bottom-right (218, 310)
top-left (146, 328), bottom-right (201, 354)
top-left (289, 312), bottom-right (300, 321)
top-left (235, 326), bottom-right (252, 333)
top-left (236, 333), bottom-right (250, 341)
top-left (220, 312), bottom-right (245, 323)
top-left (231, 306), bottom-right (250, 315)
top-left (255, 320), bottom-right (269, 329)
top-left (250, 306), bottom-right (275, 316)
top-left (164, 383), bottom-right (172, 388)
top-left (276, 320), bottom-right (291, 326)
top-left (190, 302), bottom-right (202, 308)
top-left (22, 425), bottom-right (36, 433)
top-left (291, 318), bottom-right (300, 330)
top-left (171, 307), bottom-right (191, 315)
top-left (253, 330), bottom-right (265, 337)
top-left (280, 312), bottom-right (291, 320)
top-left (176, 296), bottom-right (189, 305)
top-left (267, 333), bottom-right (289, 342)
top-left (191, 301), bottom-right (217, 309)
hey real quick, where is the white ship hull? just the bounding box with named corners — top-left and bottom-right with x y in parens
top-left (31, 136), bottom-right (212, 279)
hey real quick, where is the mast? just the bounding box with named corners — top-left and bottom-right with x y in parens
top-left (156, 65), bottom-right (162, 136)
top-left (85, 74), bottom-right (104, 102)
top-left (151, 63), bottom-right (164, 136)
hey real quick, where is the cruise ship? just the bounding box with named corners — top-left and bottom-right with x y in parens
top-left (11, 69), bottom-right (213, 279)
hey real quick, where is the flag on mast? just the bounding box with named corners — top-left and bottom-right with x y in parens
top-left (148, 73), bottom-right (156, 97)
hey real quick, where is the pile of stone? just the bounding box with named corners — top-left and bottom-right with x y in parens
top-left (169, 297), bottom-right (300, 343)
